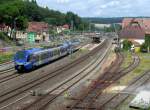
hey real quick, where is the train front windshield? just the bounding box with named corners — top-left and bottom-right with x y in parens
top-left (15, 51), bottom-right (26, 60)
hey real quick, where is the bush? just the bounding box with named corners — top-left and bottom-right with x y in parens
top-left (0, 32), bottom-right (12, 44)
top-left (140, 43), bottom-right (148, 53)
top-left (122, 40), bottom-right (132, 51)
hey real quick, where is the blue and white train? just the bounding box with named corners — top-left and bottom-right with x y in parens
top-left (14, 41), bottom-right (80, 72)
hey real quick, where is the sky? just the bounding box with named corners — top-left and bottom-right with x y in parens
top-left (36, 0), bottom-right (150, 17)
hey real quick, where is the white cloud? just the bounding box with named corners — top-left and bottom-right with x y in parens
top-left (36, 0), bottom-right (150, 17)
top-left (100, 1), bottom-right (120, 9)
top-left (56, 0), bottom-right (70, 4)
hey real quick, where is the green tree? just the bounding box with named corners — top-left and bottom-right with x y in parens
top-left (16, 16), bottom-right (28, 30)
top-left (140, 43), bottom-right (147, 52)
top-left (122, 40), bottom-right (132, 51)
top-left (44, 18), bottom-right (57, 25)
top-left (145, 34), bottom-right (150, 52)
top-left (0, 0), bottom-right (89, 34)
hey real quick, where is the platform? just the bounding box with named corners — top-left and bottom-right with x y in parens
top-left (129, 91), bottom-right (150, 109)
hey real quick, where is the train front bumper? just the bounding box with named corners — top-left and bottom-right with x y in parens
top-left (15, 62), bottom-right (32, 71)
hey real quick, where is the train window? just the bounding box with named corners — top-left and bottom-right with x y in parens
top-left (27, 55), bottom-right (32, 62)
top-left (50, 51), bottom-right (53, 57)
top-left (62, 48), bottom-right (65, 53)
top-left (53, 49), bottom-right (57, 56)
top-left (15, 51), bottom-right (26, 60)
top-left (33, 55), bottom-right (38, 61)
top-left (57, 49), bottom-right (60, 55)
top-left (60, 48), bottom-right (62, 53)
top-left (27, 54), bottom-right (37, 62)
top-left (37, 55), bottom-right (40, 61)
top-left (61, 48), bottom-right (65, 53)
top-left (45, 52), bottom-right (49, 59)
top-left (55, 49), bottom-right (57, 55)
top-left (41, 53), bottom-right (45, 60)
top-left (40, 51), bottom-right (49, 60)
top-left (64, 48), bottom-right (65, 52)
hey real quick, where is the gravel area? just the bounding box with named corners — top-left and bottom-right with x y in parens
top-left (0, 63), bottom-right (14, 71)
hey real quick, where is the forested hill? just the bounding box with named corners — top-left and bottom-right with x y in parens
top-left (83, 17), bottom-right (150, 24)
top-left (0, 0), bottom-right (89, 30)
top-left (83, 17), bottom-right (123, 24)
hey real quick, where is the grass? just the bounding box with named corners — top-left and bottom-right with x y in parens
top-left (121, 51), bottom-right (132, 68)
top-left (115, 52), bottom-right (150, 110)
top-left (0, 52), bottom-right (14, 64)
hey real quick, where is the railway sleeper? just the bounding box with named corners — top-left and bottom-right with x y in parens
top-left (66, 106), bottom-right (96, 109)
top-left (30, 90), bottom-right (47, 96)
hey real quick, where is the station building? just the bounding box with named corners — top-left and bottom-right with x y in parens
top-left (119, 18), bottom-right (150, 46)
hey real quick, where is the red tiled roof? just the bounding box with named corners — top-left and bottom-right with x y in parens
top-left (63, 24), bottom-right (69, 29)
top-left (120, 21), bottom-right (145, 39)
top-left (0, 23), bottom-right (6, 28)
top-left (122, 18), bottom-right (150, 34)
top-left (27, 22), bottom-right (49, 33)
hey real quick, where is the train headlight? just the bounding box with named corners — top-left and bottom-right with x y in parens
top-left (16, 62), bottom-right (23, 65)
top-left (18, 65), bottom-right (22, 70)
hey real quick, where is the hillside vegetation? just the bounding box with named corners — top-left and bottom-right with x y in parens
top-left (0, 0), bottom-right (89, 31)
top-left (83, 17), bottom-right (123, 24)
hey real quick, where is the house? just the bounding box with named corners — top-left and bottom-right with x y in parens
top-left (0, 24), bottom-right (11, 36)
top-left (0, 23), bottom-right (6, 31)
top-left (120, 18), bottom-right (150, 45)
top-left (27, 22), bottom-right (49, 42)
top-left (16, 22), bottom-right (50, 43)
top-left (16, 31), bottom-right (27, 40)
top-left (56, 24), bottom-right (70, 34)
top-left (63, 24), bottom-right (70, 29)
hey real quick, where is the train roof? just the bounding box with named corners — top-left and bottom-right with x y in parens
top-left (24, 48), bottom-right (42, 54)
top-left (33, 44), bottom-right (69, 55)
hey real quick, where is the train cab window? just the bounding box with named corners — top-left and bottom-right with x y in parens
top-left (15, 51), bottom-right (26, 60)
top-left (27, 55), bottom-right (32, 62)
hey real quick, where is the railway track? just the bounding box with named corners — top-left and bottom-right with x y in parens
top-left (0, 67), bottom-right (17, 84)
top-left (96, 55), bottom-right (142, 110)
top-left (0, 61), bottom-right (15, 75)
top-left (0, 61), bottom-right (17, 84)
top-left (18, 39), bottom-right (111, 110)
top-left (67, 52), bottom-right (124, 110)
top-left (105, 70), bottom-right (150, 110)
top-left (0, 72), bottom-right (19, 84)
top-left (0, 39), bottom-right (109, 110)
top-left (0, 61), bottom-right (13, 66)
top-left (67, 52), bottom-right (140, 110)
top-left (0, 68), bottom-right (15, 74)
top-left (88, 53), bottom-right (140, 110)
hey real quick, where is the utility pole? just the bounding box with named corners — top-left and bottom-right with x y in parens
top-left (13, 18), bottom-right (18, 42)
top-left (89, 23), bottom-right (91, 32)
top-left (113, 23), bottom-right (119, 47)
top-left (71, 20), bottom-right (74, 32)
